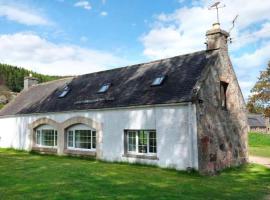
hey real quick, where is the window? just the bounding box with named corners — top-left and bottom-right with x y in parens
top-left (58, 85), bottom-right (70, 98)
top-left (128, 131), bottom-right (136, 152)
top-left (36, 130), bottom-right (41, 145)
top-left (67, 124), bottom-right (96, 150)
top-left (98, 83), bottom-right (110, 93)
top-left (126, 130), bottom-right (157, 155)
top-left (36, 125), bottom-right (57, 147)
top-left (151, 76), bottom-right (165, 86)
top-left (149, 131), bottom-right (157, 153)
top-left (220, 81), bottom-right (228, 110)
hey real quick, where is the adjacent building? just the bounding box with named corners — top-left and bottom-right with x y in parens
top-left (248, 114), bottom-right (270, 133)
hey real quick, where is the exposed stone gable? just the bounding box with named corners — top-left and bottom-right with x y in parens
top-left (195, 49), bottom-right (248, 174)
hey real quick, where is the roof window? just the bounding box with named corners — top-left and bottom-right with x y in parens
top-left (98, 83), bottom-right (111, 93)
top-left (151, 76), bottom-right (166, 86)
top-left (58, 85), bottom-right (70, 98)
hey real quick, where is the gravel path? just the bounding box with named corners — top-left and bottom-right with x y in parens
top-left (249, 156), bottom-right (270, 168)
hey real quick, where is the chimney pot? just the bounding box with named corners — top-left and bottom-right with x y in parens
top-left (212, 22), bottom-right (220, 29)
top-left (24, 76), bottom-right (38, 90)
top-left (206, 24), bottom-right (229, 51)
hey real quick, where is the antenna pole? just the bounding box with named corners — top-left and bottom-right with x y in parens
top-left (208, 2), bottom-right (225, 24)
top-left (216, 6), bottom-right (219, 23)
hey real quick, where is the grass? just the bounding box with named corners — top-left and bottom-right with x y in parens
top-left (0, 149), bottom-right (270, 200)
top-left (249, 132), bottom-right (270, 158)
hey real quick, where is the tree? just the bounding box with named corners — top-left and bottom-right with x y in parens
top-left (247, 62), bottom-right (270, 117)
top-left (0, 63), bottom-right (61, 93)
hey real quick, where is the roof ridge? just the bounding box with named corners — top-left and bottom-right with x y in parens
top-left (33, 77), bottom-right (74, 87)
top-left (79, 50), bottom-right (208, 77)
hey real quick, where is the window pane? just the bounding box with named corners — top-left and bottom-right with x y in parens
top-left (149, 131), bottom-right (157, 153)
top-left (58, 86), bottom-right (70, 98)
top-left (152, 76), bottom-right (165, 86)
top-left (92, 131), bottom-right (96, 149)
top-left (98, 84), bottom-right (110, 93)
top-left (75, 130), bottom-right (92, 149)
top-left (55, 131), bottom-right (58, 146)
top-left (41, 129), bottom-right (55, 147)
top-left (68, 131), bottom-right (73, 147)
top-left (138, 131), bottom-right (148, 153)
top-left (36, 130), bottom-right (41, 145)
top-left (128, 131), bottom-right (136, 152)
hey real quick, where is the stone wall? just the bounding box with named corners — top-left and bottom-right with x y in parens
top-left (249, 127), bottom-right (270, 134)
top-left (195, 50), bottom-right (248, 175)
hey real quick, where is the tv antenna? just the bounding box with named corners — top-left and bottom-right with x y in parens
top-left (208, 2), bottom-right (226, 24)
top-left (229, 14), bottom-right (239, 33)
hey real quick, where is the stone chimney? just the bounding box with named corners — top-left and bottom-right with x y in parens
top-left (24, 74), bottom-right (38, 90)
top-left (206, 23), bottom-right (230, 51)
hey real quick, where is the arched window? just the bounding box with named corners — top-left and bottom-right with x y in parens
top-left (67, 124), bottom-right (96, 151)
top-left (36, 125), bottom-right (57, 147)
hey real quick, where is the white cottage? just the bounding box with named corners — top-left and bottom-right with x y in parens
top-left (0, 24), bottom-right (248, 174)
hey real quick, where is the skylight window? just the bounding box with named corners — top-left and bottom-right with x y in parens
top-left (151, 76), bottom-right (166, 86)
top-left (58, 85), bottom-right (70, 98)
top-left (98, 83), bottom-right (110, 93)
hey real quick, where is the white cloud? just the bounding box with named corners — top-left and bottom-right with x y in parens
top-left (141, 6), bottom-right (213, 59)
top-left (239, 80), bottom-right (256, 99)
top-left (141, 25), bottom-right (204, 58)
top-left (231, 41), bottom-right (270, 99)
top-left (74, 1), bottom-right (91, 10)
top-left (233, 42), bottom-right (270, 70)
top-left (100, 11), bottom-right (108, 16)
top-left (0, 4), bottom-right (50, 26)
top-left (0, 33), bottom-right (130, 76)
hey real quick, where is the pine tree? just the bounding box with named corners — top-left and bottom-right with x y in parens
top-left (0, 63), bottom-right (61, 93)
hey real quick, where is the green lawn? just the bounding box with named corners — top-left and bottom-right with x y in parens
top-left (0, 149), bottom-right (269, 200)
top-left (249, 132), bottom-right (270, 158)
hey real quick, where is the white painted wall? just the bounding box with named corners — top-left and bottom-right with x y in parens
top-left (0, 104), bottom-right (198, 170)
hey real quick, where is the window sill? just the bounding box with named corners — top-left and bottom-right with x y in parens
top-left (122, 153), bottom-right (158, 160)
top-left (64, 149), bottom-right (96, 157)
top-left (35, 145), bottom-right (57, 148)
top-left (32, 146), bottom-right (57, 154)
top-left (67, 148), bottom-right (96, 152)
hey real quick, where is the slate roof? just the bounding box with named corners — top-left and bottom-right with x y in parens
top-left (0, 50), bottom-right (219, 116)
top-left (247, 114), bottom-right (266, 128)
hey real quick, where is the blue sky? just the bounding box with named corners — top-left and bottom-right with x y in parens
top-left (0, 0), bottom-right (270, 100)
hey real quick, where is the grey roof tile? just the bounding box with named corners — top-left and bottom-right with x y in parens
top-left (248, 114), bottom-right (266, 128)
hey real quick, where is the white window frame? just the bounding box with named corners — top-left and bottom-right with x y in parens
top-left (126, 130), bottom-right (157, 156)
top-left (35, 125), bottom-right (57, 148)
top-left (67, 124), bottom-right (96, 152)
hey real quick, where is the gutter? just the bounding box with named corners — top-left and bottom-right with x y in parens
top-left (0, 101), bottom-right (191, 119)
